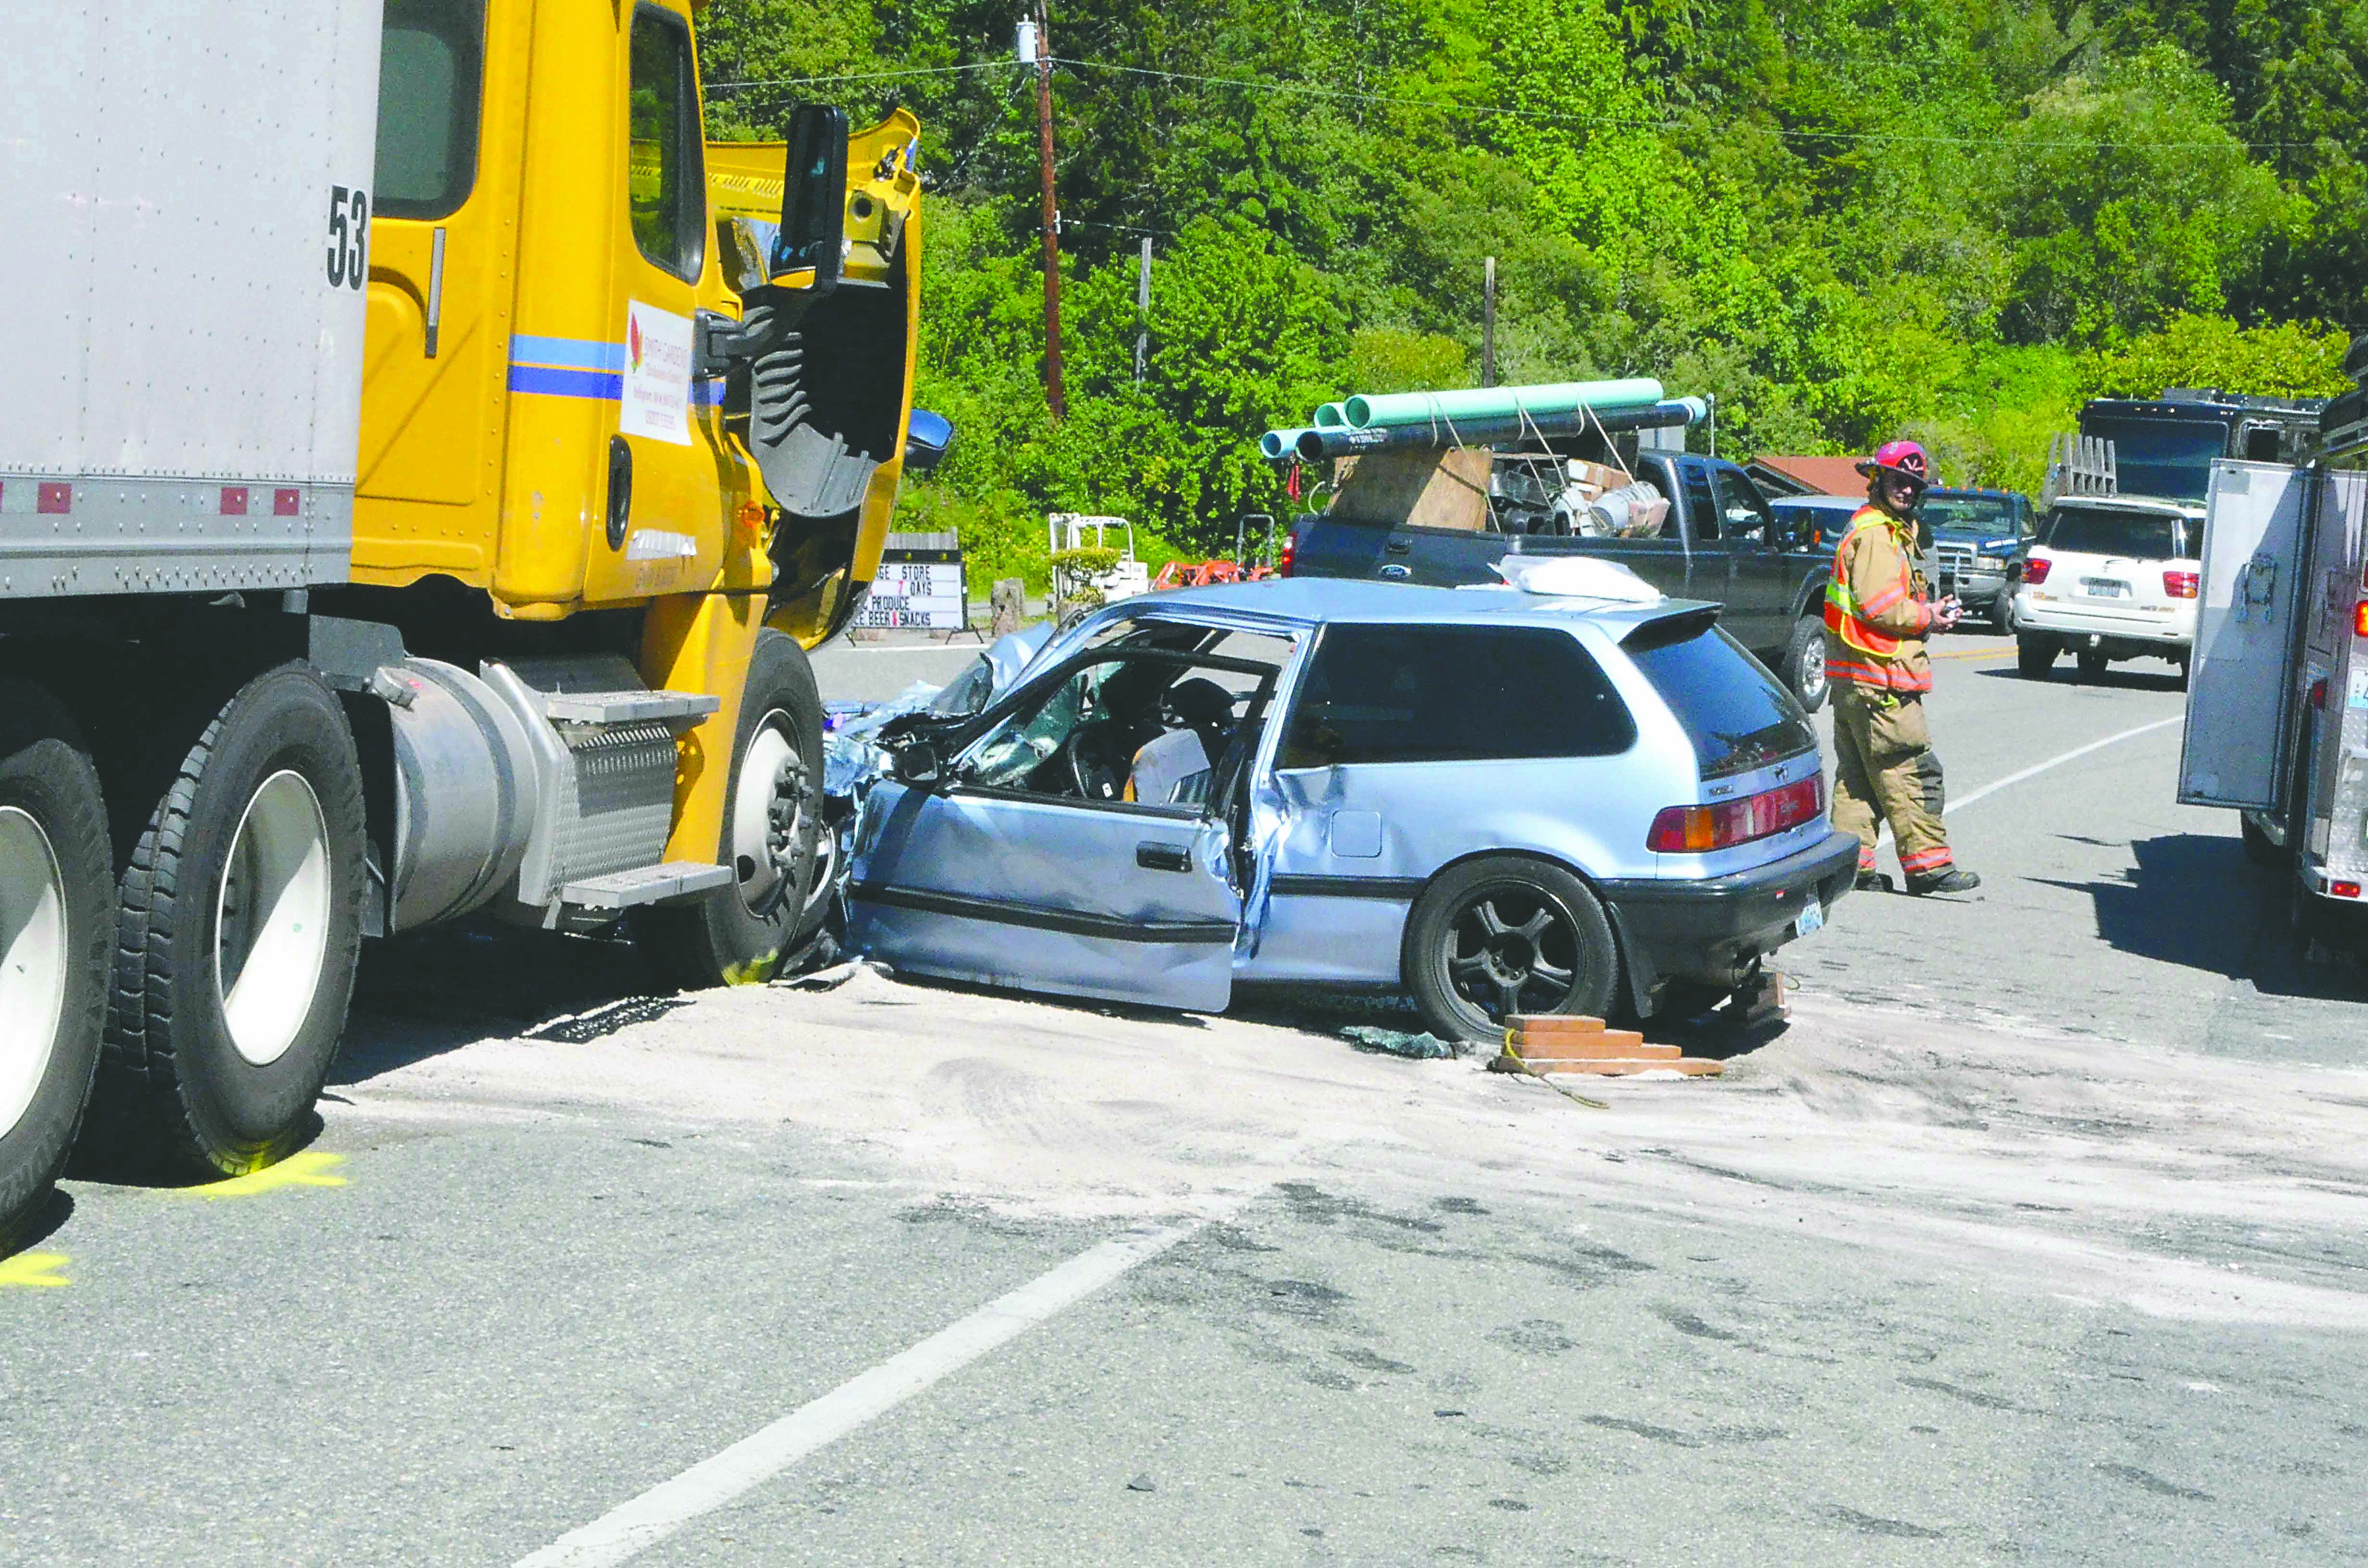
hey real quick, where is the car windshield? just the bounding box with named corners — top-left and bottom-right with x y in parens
top-left (1923, 493), bottom-right (2016, 532)
top-left (2043, 506), bottom-right (2183, 559)
top-left (2081, 416), bottom-right (2228, 502)
top-left (1624, 622), bottom-right (1816, 782)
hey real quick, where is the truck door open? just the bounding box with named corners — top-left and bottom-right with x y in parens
top-left (2179, 460), bottom-right (2312, 808)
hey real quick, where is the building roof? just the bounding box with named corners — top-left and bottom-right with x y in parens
top-left (1746, 455), bottom-right (1866, 497)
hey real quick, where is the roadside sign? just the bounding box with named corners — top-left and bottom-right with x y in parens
top-left (854, 532), bottom-right (970, 631)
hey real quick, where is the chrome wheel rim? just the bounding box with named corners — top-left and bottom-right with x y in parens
top-left (1798, 650), bottom-right (1827, 708)
top-left (1443, 883), bottom-right (1580, 1026)
top-left (0, 806), bottom-right (71, 1139)
top-left (216, 770), bottom-right (332, 1068)
top-left (730, 712), bottom-right (814, 921)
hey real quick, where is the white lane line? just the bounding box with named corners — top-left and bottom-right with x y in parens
top-left (517, 1224), bottom-right (1198, 1567)
top-left (1948, 715), bottom-right (2183, 816)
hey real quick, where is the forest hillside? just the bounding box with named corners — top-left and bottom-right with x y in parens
top-left (699, 0), bottom-right (2365, 577)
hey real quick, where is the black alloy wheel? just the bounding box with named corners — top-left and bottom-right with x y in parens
top-left (1405, 857), bottom-right (1619, 1043)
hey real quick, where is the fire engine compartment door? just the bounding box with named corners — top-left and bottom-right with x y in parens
top-left (2179, 460), bottom-right (2311, 808)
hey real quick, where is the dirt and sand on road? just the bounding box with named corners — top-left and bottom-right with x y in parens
top-left (334, 958), bottom-right (2368, 1335)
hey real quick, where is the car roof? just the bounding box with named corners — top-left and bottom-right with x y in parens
top-left (1115, 577), bottom-right (1712, 636)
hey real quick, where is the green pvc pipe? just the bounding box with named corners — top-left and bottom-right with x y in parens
top-left (1259, 427), bottom-right (1313, 460)
top-left (1311, 403), bottom-right (1348, 429)
top-left (1342, 378), bottom-right (1665, 430)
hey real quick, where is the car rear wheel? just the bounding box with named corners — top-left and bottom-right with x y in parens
top-left (1780, 615), bottom-right (1827, 712)
top-left (2076, 648), bottom-right (2109, 681)
top-left (2015, 633), bottom-right (2056, 679)
top-left (1404, 857), bottom-right (1619, 1044)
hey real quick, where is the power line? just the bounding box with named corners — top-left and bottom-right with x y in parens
top-left (705, 51), bottom-right (2323, 153)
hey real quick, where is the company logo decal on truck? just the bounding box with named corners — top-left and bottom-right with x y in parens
top-left (506, 329), bottom-right (723, 415)
top-left (620, 302), bottom-right (694, 446)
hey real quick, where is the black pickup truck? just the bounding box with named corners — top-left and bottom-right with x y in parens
top-left (1286, 450), bottom-right (1836, 709)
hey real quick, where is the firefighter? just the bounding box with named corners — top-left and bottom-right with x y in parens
top-left (1825, 440), bottom-right (1982, 895)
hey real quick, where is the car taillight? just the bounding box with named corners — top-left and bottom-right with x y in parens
top-left (1278, 529), bottom-right (1298, 577)
top-left (2164, 570), bottom-right (2198, 599)
top-left (2333, 881), bottom-right (2363, 900)
top-left (2022, 556), bottom-right (2053, 586)
top-left (2312, 676), bottom-right (2330, 710)
top-left (1648, 776), bottom-right (1824, 854)
top-left (2356, 598), bottom-right (2368, 637)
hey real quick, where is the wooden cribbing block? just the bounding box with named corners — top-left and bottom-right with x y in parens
top-left (1520, 1056), bottom-right (1724, 1078)
top-left (1511, 1031), bottom-right (1677, 1061)
top-left (1508, 1015), bottom-right (1605, 1035)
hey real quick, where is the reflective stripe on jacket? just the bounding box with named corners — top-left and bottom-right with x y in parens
top-left (1823, 505), bottom-right (1934, 693)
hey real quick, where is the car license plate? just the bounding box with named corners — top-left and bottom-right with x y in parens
top-left (2080, 577), bottom-right (2130, 598)
top-left (1794, 897), bottom-right (1824, 936)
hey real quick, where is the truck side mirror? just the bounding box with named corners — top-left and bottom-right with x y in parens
top-left (904, 408), bottom-right (954, 476)
top-left (773, 104), bottom-right (849, 293)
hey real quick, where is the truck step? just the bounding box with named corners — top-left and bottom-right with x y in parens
top-left (541, 689), bottom-right (721, 726)
top-left (560, 861), bottom-right (734, 909)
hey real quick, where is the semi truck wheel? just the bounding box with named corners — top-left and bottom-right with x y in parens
top-left (0, 684), bottom-right (110, 1244)
top-left (637, 630), bottom-right (827, 988)
top-left (97, 665), bottom-right (366, 1180)
top-left (1403, 856), bottom-right (1619, 1044)
top-left (1780, 616), bottom-right (1828, 712)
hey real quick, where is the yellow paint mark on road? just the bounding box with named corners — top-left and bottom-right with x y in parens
top-left (1932, 648), bottom-right (2016, 660)
top-left (0, 1251), bottom-right (70, 1288)
top-left (177, 1150), bottom-right (348, 1199)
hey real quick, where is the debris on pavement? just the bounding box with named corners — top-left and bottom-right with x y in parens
top-left (1338, 1025), bottom-right (1459, 1060)
top-left (781, 957), bottom-right (896, 992)
top-left (1126, 1474), bottom-right (1157, 1493)
top-left (1492, 1015), bottom-right (1725, 1078)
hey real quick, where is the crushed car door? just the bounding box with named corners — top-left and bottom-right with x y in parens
top-left (846, 647), bottom-right (1280, 1011)
top-left (2180, 460), bottom-right (2313, 808)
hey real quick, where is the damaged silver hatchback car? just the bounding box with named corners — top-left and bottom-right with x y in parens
top-left (847, 579), bottom-right (1856, 1041)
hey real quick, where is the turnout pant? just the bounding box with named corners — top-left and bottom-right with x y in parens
top-left (1830, 684), bottom-right (1954, 878)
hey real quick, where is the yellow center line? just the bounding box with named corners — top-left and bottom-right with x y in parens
top-left (1931, 648), bottom-right (2017, 660)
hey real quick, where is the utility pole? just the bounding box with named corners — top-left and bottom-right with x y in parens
top-left (1481, 256), bottom-right (1497, 389)
top-left (1028, 6), bottom-right (1066, 420)
top-left (1134, 236), bottom-right (1151, 385)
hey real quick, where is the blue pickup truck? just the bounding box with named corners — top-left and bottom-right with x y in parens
top-left (1285, 449), bottom-right (1838, 709)
top-left (1921, 487), bottom-right (2035, 633)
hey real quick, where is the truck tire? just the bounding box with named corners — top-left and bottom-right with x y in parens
top-left (1403, 856), bottom-right (1619, 1044)
top-left (2076, 648), bottom-right (2109, 681)
top-left (2016, 633), bottom-right (2057, 679)
top-left (95, 664), bottom-right (366, 1180)
top-left (1780, 615), bottom-right (1828, 712)
top-left (636, 630), bottom-right (827, 988)
top-left (0, 684), bottom-right (110, 1244)
top-left (1990, 593), bottom-right (2014, 635)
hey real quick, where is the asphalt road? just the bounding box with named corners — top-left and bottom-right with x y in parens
top-left (5, 625), bottom-right (2365, 1566)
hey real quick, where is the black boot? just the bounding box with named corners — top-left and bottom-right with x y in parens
top-left (1906, 867), bottom-right (1982, 895)
top-left (1854, 870), bottom-right (1894, 893)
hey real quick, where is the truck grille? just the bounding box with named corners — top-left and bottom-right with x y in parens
top-left (1934, 542), bottom-right (1977, 574)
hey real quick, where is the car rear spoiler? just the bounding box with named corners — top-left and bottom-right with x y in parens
top-left (1619, 604), bottom-right (1722, 651)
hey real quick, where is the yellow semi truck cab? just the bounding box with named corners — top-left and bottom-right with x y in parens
top-left (0, 0), bottom-right (923, 1225)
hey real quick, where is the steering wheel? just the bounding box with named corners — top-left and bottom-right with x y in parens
top-left (1067, 721), bottom-right (1132, 802)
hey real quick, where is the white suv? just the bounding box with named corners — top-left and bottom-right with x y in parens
top-left (2010, 495), bottom-right (2201, 681)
